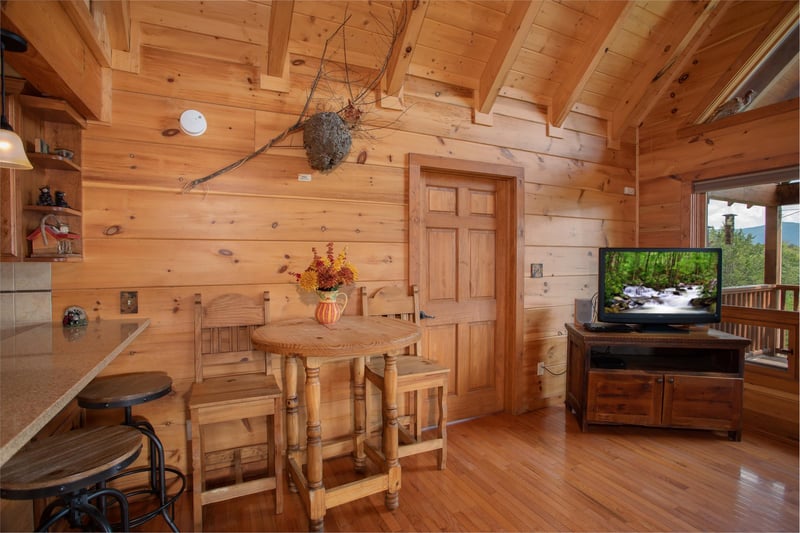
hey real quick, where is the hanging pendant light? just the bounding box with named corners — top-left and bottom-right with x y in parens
top-left (0, 29), bottom-right (32, 170)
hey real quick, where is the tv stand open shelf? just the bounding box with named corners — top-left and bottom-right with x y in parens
top-left (565, 323), bottom-right (750, 440)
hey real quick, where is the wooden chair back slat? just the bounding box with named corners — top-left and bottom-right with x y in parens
top-left (194, 292), bottom-right (272, 383)
top-left (361, 285), bottom-right (422, 356)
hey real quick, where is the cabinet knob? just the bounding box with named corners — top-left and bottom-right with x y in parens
top-left (668, 377), bottom-right (675, 384)
top-left (656, 377), bottom-right (663, 383)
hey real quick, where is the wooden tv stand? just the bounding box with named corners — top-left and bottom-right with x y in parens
top-left (565, 323), bottom-right (750, 440)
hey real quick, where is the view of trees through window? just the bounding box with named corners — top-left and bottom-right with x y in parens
top-left (707, 200), bottom-right (798, 372)
top-left (707, 201), bottom-right (799, 310)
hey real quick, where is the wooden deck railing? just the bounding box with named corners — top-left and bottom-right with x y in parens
top-left (711, 285), bottom-right (799, 381)
top-left (719, 284), bottom-right (798, 311)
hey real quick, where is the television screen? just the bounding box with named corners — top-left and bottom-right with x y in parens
top-left (597, 247), bottom-right (722, 328)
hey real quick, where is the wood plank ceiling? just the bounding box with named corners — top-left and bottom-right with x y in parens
top-left (3, 0), bottom-right (798, 147)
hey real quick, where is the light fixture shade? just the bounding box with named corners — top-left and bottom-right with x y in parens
top-left (0, 128), bottom-right (33, 170)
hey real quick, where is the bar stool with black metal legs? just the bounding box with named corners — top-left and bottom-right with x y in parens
top-left (77, 372), bottom-right (186, 531)
top-left (0, 425), bottom-right (142, 532)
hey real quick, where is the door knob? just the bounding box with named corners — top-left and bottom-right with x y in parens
top-left (419, 310), bottom-right (436, 320)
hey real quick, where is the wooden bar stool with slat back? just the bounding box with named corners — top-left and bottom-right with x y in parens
top-left (77, 372), bottom-right (186, 531)
top-left (0, 425), bottom-right (142, 532)
top-left (361, 285), bottom-right (449, 469)
top-left (189, 292), bottom-right (283, 532)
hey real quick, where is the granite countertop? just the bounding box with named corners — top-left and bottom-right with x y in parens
top-left (0, 318), bottom-right (150, 467)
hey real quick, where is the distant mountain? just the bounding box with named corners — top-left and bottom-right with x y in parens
top-left (741, 222), bottom-right (800, 246)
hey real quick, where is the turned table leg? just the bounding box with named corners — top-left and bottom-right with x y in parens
top-left (382, 353), bottom-right (401, 510)
top-left (284, 355), bottom-right (299, 493)
top-left (304, 359), bottom-right (325, 531)
top-left (352, 355), bottom-right (367, 472)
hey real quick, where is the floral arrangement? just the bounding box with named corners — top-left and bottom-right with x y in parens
top-left (290, 242), bottom-right (358, 292)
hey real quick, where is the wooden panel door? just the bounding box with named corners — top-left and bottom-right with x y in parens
top-left (586, 372), bottom-right (663, 426)
top-left (409, 154), bottom-right (524, 418)
top-left (415, 170), bottom-right (504, 421)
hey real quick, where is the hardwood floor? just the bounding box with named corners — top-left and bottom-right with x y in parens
top-left (137, 407), bottom-right (799, 532)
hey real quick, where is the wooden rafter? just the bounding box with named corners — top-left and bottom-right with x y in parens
top-left (97, 0), bottom-right (131, 52)
top-left (476, 0), bottom-right (541, 115)
top-left (688, 1), bottom-right (799, 126)
top-left (59, 0), bottom-right (112, 68)
top-left (384, 0), bottom-right (430, 96)
top-left (266, 0), bottom-right (294, 79)
top-left (1, 1), bottom-right (107, 120)
top-left (709, 185), bottom-right (782, 208)
top-left (549, 1), bottom-right (631, 128)
top-left (608, 0), bottom-right (731, 142)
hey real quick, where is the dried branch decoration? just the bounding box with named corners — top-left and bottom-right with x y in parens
top-left (182, 5), bottom-right (408, 193)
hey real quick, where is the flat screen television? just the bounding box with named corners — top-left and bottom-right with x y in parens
top-left (597, 247), bottom-right (722, 331)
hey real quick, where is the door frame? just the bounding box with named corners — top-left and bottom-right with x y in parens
top-left (408, 153), bottom-right (525, 415)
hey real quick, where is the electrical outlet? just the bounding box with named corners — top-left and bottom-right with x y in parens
top-left (537, 362), bottom-right (545, 375)
top-left (120, 291), bottom-right (138, 314)
top-left (531, 263), bottom-right (543, 278)
top-left (298, 173), bottom-right (312, 182)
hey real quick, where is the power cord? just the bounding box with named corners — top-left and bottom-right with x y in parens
top-left (541, 364), bottom-right (566, 376)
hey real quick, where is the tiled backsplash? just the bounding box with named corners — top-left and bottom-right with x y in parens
top-left (0, 263), bottom-right (52, 328)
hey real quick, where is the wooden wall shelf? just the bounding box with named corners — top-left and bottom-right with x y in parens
top-left (0, 94), bottom-right (86, 262)
top-left (27, 153), bottom-right (81, 172)
top-left (18, 95), bottom-right (87, 129)
top-left (23, 205), bottom-right (82, 217)
top-left (26, 254), bottom-right (83, 262)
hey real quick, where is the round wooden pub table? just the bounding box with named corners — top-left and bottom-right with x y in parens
top-left (251, 315), bottom-right (421, 532)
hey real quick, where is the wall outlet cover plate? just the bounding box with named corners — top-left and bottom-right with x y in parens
top-left (120, 291), bottom-right (138, 314)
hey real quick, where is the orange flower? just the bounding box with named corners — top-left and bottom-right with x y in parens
top-left (290, 242), bottom-right (358, 292)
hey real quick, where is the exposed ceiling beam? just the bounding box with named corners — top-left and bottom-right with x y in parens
top-left (476, 0), bottom-right (541, 115)
top-left (549, 1), bottom-right (632, 128)
top-left (1, 1), bottom-right (107, 120)
top-left (97, 0), bottom-right (131, 52)
top-left (708, 182), bottom-right (799, 208)
top-left (266, 0), bottom-right (294, 79)
top-left (384, 0), bottom-right (430, 97)
top-left (608, 0), bottom-right (731, 142)
top-left (59, 0), bottom-right (112, 68)
top-left (688, 1), bottom-right (799, 126)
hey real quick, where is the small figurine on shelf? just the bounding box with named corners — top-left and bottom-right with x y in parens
top-left (37, 185), bottom-right (55, 206)
top-left (55, 191), bottom-right (70, 208)
top-left (62, 306), bottom-right (88, 328)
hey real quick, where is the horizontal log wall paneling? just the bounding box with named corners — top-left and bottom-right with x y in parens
top-left (50, 1), bottom-right (636, 475)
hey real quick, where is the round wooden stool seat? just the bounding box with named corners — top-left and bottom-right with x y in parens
top-left (77, 372), bottom-right (172, 409)
top-left (1, 425), bottom-right (142, 532)
top-left (1, 425), bottom-right (142, 499)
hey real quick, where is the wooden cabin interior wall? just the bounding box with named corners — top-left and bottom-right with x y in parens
top-left (0, 1), bottom-right (633, 477)
top-left (2, 0), bottom-right (798, 500)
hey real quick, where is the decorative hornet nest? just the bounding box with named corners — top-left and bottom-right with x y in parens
top-left (303, 112), bottom-right (352, 172)
top-left (181, 6), bottom-right (408, 193)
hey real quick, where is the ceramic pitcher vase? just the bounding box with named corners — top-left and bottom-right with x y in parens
top-left (315, 290), bottom-right (348, 325)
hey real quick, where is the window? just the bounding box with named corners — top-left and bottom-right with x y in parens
top-left (694, 167), bottom-right (799, 374)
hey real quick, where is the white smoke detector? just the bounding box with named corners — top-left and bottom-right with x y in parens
top-left (180, 110), bottom-right (207, 136)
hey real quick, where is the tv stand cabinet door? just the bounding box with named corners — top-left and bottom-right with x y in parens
top-left (586, 372), bottom-right (662, 426)
top-left (662, 375), bottom-right (743, 435)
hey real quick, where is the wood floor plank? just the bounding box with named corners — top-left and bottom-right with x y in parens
top-left (133, 407), bottom-right (798, 532)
